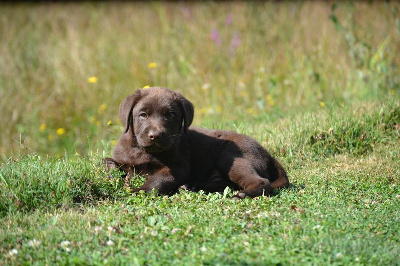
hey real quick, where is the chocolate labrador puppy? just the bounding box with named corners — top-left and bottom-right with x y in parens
top-left (105, 87), bottom-right (289, 199)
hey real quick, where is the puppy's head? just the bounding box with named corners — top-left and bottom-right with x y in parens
top-left (119, 87), bottom-right (194, 153)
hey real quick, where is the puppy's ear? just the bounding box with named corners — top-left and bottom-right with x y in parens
top-left (176, 92), bottom-right (194, 134)
top-left (119, 89), bottom-right (143, 133)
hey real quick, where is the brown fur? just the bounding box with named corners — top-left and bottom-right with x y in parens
top-left (105, 87), bottom-right (289, 199)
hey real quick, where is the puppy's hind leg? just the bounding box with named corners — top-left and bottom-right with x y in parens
top-left (221, 158), bottom-right (273, 199)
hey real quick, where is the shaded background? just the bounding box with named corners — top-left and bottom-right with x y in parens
top-left (1, 1), bottom-right (399, 159)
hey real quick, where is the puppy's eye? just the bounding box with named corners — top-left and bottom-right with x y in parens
top-left (139, 112), bottom-right (148, 119)
top-left (166, 112), bottom-right (176, 120)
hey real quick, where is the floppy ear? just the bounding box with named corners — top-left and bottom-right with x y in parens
top-left (176, 92), bottom-right (194, 134)
top-left (118, 89), bottom-right (143, 133)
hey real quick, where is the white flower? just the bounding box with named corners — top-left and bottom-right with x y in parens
top-left (201, 83), bottom-right (211, 91)
top-left (335, 252), bottom-right (344, 259)
top-left (107, 226), bottom-right (115, 232)
top-left (94, 226), bottom-right (103, 233)
top-left (106, 240), bottom-right (114, 246)
top-left (60, 240), bottom-right (71, 252)
top-left (9, 249), bottom-right (18, 256)
top-left (312, 225), bottom-right (321, 230)
top-left (200, 246), bottom-right (207, 252)
top-left (27, 239), bottom-right (41, 248)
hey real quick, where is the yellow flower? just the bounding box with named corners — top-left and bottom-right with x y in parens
top-left (239, 91), bottom-right (248, 97)
top-left (98, 103), bottom-right (107, 114)
top-left (39, 123), bottom-right (46, 132)
top-left (266, 94), bottom-right (275, 106)
top-left (199, 108), bottom-right (207, 115)
top-left (112, 140), bottom-right (118, 146)
top-left (56, 128), bottom-right (65, 135)
top-left (247, 107), bottom-right (255, 114)
top-left (143, 85), bottom-right (150, 89)
top-left (107, 120), bottom-right (112, 126)
top-left (320, 101), bottom-right (326, 108)
top-left (89, 116), bottom-right (96, 124)
top-left (216, 106), bottom-right (222, 113)
top-left (88, 76), bottom-right (98, 84)
top-left (48, 134), bottom-right (54, 141)
top-left (148, 62), bottom-right (157, 69)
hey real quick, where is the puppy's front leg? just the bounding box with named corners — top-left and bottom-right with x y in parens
top-left (104, 157), bottom-right (134, 188)
top-left (132, 167), bottom-right (184, 195)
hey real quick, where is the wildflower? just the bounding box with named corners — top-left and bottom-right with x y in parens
top-left (230, 32), bottom-right (241, 55)
top-left (216, 106), bottom-right (222, 113)
top-left (8, 249), bottom-right (18, 256)
top-left (226, 13), bottom-right (232, 26)
top-left (247, 107), bottom-right (255, 115)
top-left (88, 76), bottom-right (98, 84)
top-left (335, 252), bottom-right (344, 259)
top-left (199, 108), bottom-right (207, 115)
top-left (143, 85), bottom-right (150, 89)
top-left (211, 29), bottom-right (221, 45)
top-left (320, 101), bottom-right (326, 108)
top-left (27, 239), bottom-right (41, 248)
top-left (94, 226), bottom-right (103, 233)
top-left (56, 128), bottom-right (65, 135)
top-left (60, 240), bottom-right (71, 252)
top-left (98, 103), bottom-right (107, 114)
top-left (48, 134), bottom-right (54, 141)
top-left (201, 83), bottom-right (210, 91)
top-left (239, 79), bottom-right (246, 89)
top-left (107, 226), bottom-right (116, 232)
top-left (148, 62), bottom-right (157, 69)
top-left (200, 246), bottom-right (207, 252)
top-left (239, 91), bottom-right (248, 97)
top-left (266, 94), bottom-right (275, 107)
top-left (112, 140), bottom-right (118, 146)
top-left (107, 120), bottom-right (112, 126)
top-left (39, 123), bottom-right (46, 132)
top-left (106, 240), bottom-right (114, 246)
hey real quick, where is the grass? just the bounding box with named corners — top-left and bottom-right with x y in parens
top-left (1, 1), bottom-right (400, 265)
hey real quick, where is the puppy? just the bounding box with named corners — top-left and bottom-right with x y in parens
top-left (105, 87), bottom-right (289, 199)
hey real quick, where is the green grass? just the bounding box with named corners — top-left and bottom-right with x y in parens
top-left (1, 1), bottom-right (400, 265)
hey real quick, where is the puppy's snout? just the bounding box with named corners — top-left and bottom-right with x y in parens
top-left (148, 130), bottom-right (164, 141)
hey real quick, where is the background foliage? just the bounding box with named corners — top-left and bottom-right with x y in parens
top-left (1, 1), bottom-right (399, 158)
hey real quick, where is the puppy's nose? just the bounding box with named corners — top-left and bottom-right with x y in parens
top-left (148, 130), bottom-right (162, 141)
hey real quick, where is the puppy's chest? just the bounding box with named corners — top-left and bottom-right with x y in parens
top-left (128, 150), bottom-right (163, 175)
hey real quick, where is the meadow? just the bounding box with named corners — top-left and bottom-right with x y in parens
top-left (1, 1), bottom-right (399, 265)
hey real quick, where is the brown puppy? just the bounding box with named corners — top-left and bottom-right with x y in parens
top-left (105, 87), bottom-right (289, 199)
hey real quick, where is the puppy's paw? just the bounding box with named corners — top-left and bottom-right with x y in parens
top-left (104, 157), bottom-right (119, 171)
top-left (231, 192), bottom-right (246, 200)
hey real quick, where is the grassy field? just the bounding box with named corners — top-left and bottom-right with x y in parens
top-left (1, 1), bottom-right (400, 265)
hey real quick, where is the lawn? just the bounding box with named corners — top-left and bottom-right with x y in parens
top-left (1, 1), bottom-right (399, 265)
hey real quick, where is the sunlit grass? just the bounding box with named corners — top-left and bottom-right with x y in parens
top-left (0, 2), bottom-right (400, 264)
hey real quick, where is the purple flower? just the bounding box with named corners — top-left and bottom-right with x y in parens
top-left (230, 32), bottom-right (241, 55)
top-left (211, 29), bottom-right (222, 45)
top-left (226, 14), bottom-right (232, 26)
top-left (181, 7), bottom-right (191, 19)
